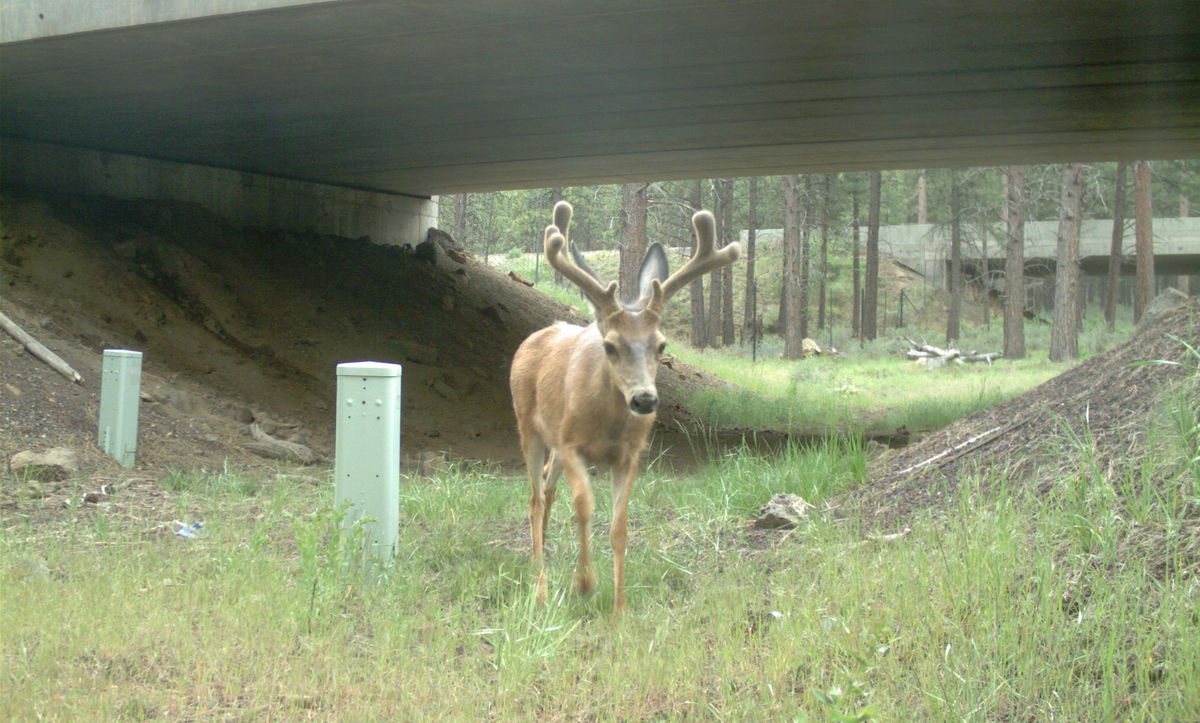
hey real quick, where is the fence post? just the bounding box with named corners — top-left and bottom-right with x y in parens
top-left (334, 362), bottom-right (402, 564)
top-left (98, 349), bottom-right (142, 468)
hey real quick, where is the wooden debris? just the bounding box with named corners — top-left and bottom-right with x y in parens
top-left (244, 422), bottom-right (318, 465)
top-left (0, 307), bottom-right (83, 384)
top-left (507, 270), bottom-right (534, 287)
top-left (904, 337), bottom-right (1002, 367)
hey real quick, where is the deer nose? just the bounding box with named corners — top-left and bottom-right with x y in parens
top-left (630, 391), bottom-right (658, 415)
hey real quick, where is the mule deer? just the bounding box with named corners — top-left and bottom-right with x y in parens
top-left (510, 201), bottom-right (740, 613)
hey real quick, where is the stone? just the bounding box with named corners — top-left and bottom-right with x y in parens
top-left (9, 447), bottom-right (77, 481)
top-left (754, 492), bottom-right (814, 529)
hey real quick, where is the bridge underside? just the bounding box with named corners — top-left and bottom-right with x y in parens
top-left (2, 0), bottom-right (1199, 196)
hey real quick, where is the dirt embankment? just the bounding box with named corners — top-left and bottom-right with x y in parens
top-left (0, 188), bottom-right (730, 473)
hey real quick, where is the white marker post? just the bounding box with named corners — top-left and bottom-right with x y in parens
top-left (334, 362), bottom-right (402, 565)
top-left (98, 349), bottom-right (142, 468)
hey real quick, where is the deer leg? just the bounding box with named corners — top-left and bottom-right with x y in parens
top-left (559, 449), bottom-right (596, 596)
top-left (610, 460), bottom-right (637, 615)
top-left (541, 451), bottom-right (562, 553)
top-left (522, 437), bottom-right (550, 604)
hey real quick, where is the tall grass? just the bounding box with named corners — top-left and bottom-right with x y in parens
top-left (4, 403), bottom-right (1198, 720)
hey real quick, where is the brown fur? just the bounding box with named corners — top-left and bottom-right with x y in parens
top-left (509, 202), bottom-right (739, 613)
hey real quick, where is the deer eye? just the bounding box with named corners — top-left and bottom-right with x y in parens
top-left (603, 341), bottom-right (617, 357)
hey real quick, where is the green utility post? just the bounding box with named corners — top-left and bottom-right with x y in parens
top-left (98, 349), bottom-right (143, 468)
top-left (334, 362), bottom-right (402, 565)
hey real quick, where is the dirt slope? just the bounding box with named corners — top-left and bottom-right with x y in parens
top-left (0, 188), bottom-right (728, 472)
top-left (849, 297), bottom-right (1200, 527)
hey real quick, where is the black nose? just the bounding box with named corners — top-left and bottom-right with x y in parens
top-left (630, 392), bottom-right (658, 414)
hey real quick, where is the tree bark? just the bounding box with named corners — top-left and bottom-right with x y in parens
top-left (917, 169), bottom-right (928, 224)
top-left (783, 175), bottom-right (803, 357)
top-left (716, 178), bottom-right (736, 346)
top-left (742, 176), bottom-right (758, 345)
top-left (799, 175), bottom-right (812, 341)
top-left (1134, 160), bottom-right (1155, 323)
top-left (1050, 163), bottom-right (1085, 362)
top-left (818, 175), bottom-right (830, 331)
top-left (852, 194), bottom-right (861, 338)
top-left (1104, 161), bottom-right (1128, 330)
top-left (947, 170), bottom-right (963, 344)
top-left (1003, 166), bottom-right (1027, 360)
top-left (618, 183), bottom-right (649, 305)
top-left (689, 179), bottom-right (706, 348)
top-left (863, 172), bottom-right (881, 341)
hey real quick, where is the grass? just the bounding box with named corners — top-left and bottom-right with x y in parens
top-left (677, 347), bottom-right (1061, 437)
top-left (4, 405), bottom-right (1199, 720)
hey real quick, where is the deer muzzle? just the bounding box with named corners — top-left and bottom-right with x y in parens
top-left (629, 390), bottom-right (659, 415)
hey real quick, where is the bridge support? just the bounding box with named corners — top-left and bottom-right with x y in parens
top-left (0, 137), bottom-right (436, 247)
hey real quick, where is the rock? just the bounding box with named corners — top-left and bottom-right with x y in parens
top-left (9, 447), bottom-right (78, 481)
top-left (426, 227), bottom-right (463, 252)
top-left (1136, 287), bottom-right (1190, 336)
top-left (754, 492), bottom-right (814, 529)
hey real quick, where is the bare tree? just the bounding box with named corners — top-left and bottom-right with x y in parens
top-left (1003, 166), bottom-right (1027, 359)
top-left (689, 179), bottom-right (706, 348)
top-left (716, 178), bottom-right (736, 346)
top-left (817, 174), bottom-right (830, 330)
top-left (1050, 163), bottom-right (1085, 362)
top-left (618, 183), bottom-right (649, 304)
top-left (742, 176), bottom-right (758, 345)
top-left (1104, 161), bottom-right (1128, 330)
top-left (852, 194), bottom-right (861, 338)
top-left (1134, 160), bottom-right (1155, 322)
top-left (783, 175), bottom-right (803, 357)
top-left (917, 169), bottom-right (928, 224)
top-left (799, 175), bottom-right (812, 341)
top-left (947, 170), bottom-right (963, 344)
top-left (863, 171), bottom-right (882, 341)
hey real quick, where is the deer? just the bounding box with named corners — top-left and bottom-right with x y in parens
top-left (509, 200), bottom-right (740, 614)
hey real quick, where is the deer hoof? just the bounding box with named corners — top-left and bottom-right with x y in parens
top-left (576, 567), bottom-right (596, 596)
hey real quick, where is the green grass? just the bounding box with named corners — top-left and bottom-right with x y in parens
top-left (677, 347), bottom-right (1061, 436)
top-left (4, 406), bottom-right (1199, 720)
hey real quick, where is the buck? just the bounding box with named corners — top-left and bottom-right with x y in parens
top-left (510, 201), bottom-right (740, 613)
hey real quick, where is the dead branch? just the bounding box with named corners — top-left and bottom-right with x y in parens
top-left (904, 337), bottom-right (1001, 366)
top-left (895, 425), bottom-right (1005, 476)
top-left (245, 422), bottom-right (318, 464)
top-left (0, 306), bottom-right (83, 384)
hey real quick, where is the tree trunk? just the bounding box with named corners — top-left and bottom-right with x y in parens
top-left (947, 171), bottom-right (963, 344)
top-left (917, 169), bottom-right (928, 224)
top-left (1050, 163), bottom-right (1085, 362)
top-left (705, 180), bottom-right (726, 347)
top-left (618, 183), bottom-right (649, 305)
top-left (452, 193), bottom-right (469, 244)
top-left (689, 179), bottom-right (706, 348)
top-left (1105, 161), bottom-right (1128, 330)
top-left (852, 194), bottom-right (861, 338)
top-left (799, 175), bottom-right (812, 341)
top-left (818, 174), bottom-right (830, 331)
top-left (1003, 166), bottom-right (1027, 360)
top-left (715, 178), bottom-right (736, 346)
top-left (742, 176), bottom-right (758, 345)
top-left (1134, 160), bottom-right (1155, 323)
top-left (783, 175), bottom-right (803, 357)
top-left (863, 172), bottom-right (881, 341)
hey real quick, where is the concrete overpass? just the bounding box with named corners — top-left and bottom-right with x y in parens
top-left (3, 1), bottom-right (1199, 244)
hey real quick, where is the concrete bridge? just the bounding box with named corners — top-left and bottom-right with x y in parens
top-left (3, 1), bottom-right (1199, 245)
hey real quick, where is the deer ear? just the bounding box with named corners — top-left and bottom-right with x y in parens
top-left (635, 243), bottom-right (669, 308)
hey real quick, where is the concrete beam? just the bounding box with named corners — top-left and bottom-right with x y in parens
top-left (1, 1), bottom-right (333, 43)
top-left (0, 138), bottom-right (436, 246)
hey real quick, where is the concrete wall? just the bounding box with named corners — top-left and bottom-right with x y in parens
top-left (1, 1), bottom-right (332, 43)
top-left (0, 138), bottom-right (436, 246)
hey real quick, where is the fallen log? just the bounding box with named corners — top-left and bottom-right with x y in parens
top-left (0, 307), bottom-right (83, 384)
top-left (904, 337), bottom-right (1002, 367)
top-left (245, 422), bottom-right (319, 464)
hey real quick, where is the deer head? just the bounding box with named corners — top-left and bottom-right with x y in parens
top-left (543, 201), bottom-right (739, 415)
